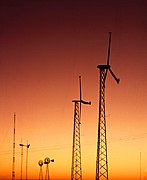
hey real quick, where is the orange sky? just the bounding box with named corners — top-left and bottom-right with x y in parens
top-left (0, 1), bottom-right (147, 180)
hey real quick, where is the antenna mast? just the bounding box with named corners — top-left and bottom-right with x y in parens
top-left (12, 112), bottom-right (16, 180)
top-left (71, 76), bottom-right (91, 180)
top-left (96, 32), bottom-right (120, 180)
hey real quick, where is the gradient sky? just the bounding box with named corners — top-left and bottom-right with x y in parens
top-left (0, 0), bottom-right (147, 180)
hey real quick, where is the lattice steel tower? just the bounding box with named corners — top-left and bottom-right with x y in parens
top-left (71, 76), bottom-right (91, 180)
top-left (96, 32), bottom-right (120, 180)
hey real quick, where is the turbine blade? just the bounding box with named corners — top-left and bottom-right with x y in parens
top-left (107, 32), bottom-right (112, 66)
top-left (81, 100), bottom-right (91, 105)
top-left (104, 32), bottom-right (112, 81)
top-left (109, 68), bottom-right (120, 84)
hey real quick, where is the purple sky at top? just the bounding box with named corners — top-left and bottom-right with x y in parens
top-left (0, 0), bottom-right (146, 114)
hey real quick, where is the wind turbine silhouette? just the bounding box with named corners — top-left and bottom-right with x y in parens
top-left (96, 32), bottom-right (120, 180)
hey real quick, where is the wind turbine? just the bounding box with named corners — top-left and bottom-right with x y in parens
top-left (71, 76), bottom-right (91, 180)
top-left (96, 32), bottom-right (120, 180)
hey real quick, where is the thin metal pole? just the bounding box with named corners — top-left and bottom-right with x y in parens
top-left (26, 143), bottom-right (30, 180)
top-left (20, 145), bottom-right (23, 180)
top-left (12, 113), bottom-right (16, 180)
top-left (26, 145), bottom-right (28, 180)
top-left (140, 152), bottom-right (141, 180)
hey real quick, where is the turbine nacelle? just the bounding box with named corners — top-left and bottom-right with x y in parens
top-left (97, 64), bottom-right (120, 84)
top-left (72, 99), bottom-right (91, 105)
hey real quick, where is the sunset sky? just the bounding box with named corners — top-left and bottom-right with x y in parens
top-left (0, 0), bottom-right (147, 180)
